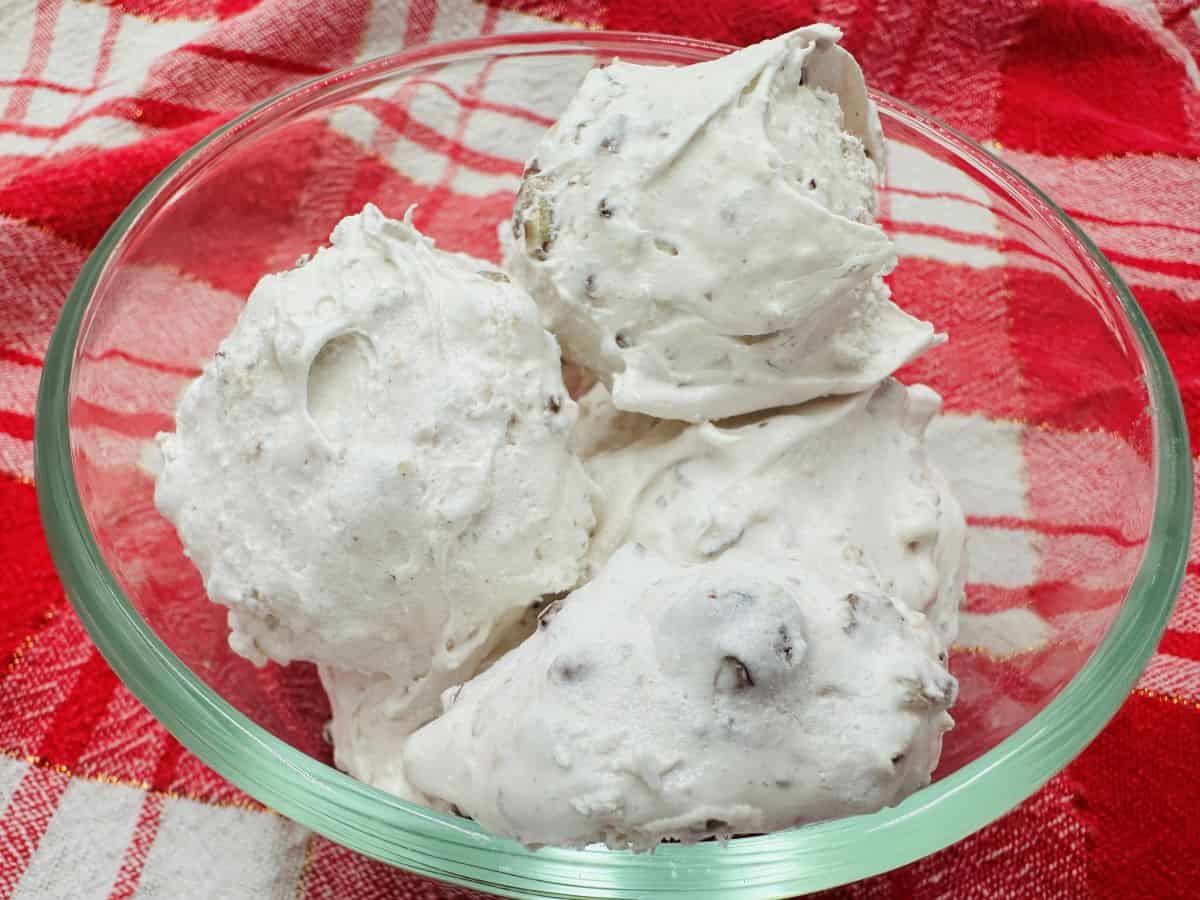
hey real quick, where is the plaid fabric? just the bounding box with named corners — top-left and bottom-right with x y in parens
top-left (1, 0), bottom-right (1198, 896)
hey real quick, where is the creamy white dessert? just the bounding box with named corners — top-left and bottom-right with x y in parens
top-left (580, 379), bottom-right (967, 646)
top-left (155, 23), bottom-right (969, 852)
top-left (404, 544), bottom-right (956, 849)
top-left (320, 605), bottom-right (540, 803)
top-left (502, 24), bottom-right (939, 422)
top-left (569, 372), bottom-right (656, 457)
top-left (156, 206), bottom-right (595, 714)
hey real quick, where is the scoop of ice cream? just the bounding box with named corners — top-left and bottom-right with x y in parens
top-left (502, 24), bottom-right (939, 422)
top-left (155, 205), bottom-right (596, 699)
top-left (404, 544), bottom-right (956, 849)
top-left (580, 379), bottom-right (966, 645)
top-left (321, 667), bottom-right (422, 802)
top-left (320, 605), bottom-right (540, 803)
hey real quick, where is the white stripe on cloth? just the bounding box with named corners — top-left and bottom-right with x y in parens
top-left (0, 433), bottom-right (31, 482)
top-left (967, 526), bottom-right (1041, 587)
top-left (927, 414), bottom-right (1028, 519)
top-left (51, 116), bottom-right (143, 153)
top-left (0, 756), bottom-right (29, 808)
top-left (1139, 653), bottom-right (1200, 704)
top-left (894, 232), bottom-right (1006, 268)
top-left (1001, 150), bottom-right (1200, 249)
top-left (0, 2), bottom-right (211, 156)
top-left (1170, 574), bottom-right (1200, 634)
top-left (13, 778), bottom-right (144, 900)
top-left (39, 0), bottom-right (109, 91)
top-left (134, 798), bottom-right (308, 899)
top-left (0, 1), bottom-right (38, 82)
top-left (0, 361), bottom-right (38, 424)
top-left (85, 13), bottom-right (212, 111)
top-left (887, 140), bottom-right (999, 206)
top-left (0, 618), bottom-right (97, 758)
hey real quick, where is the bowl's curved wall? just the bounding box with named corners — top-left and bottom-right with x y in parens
top-left (37, 33), bottom-right (1190, 898)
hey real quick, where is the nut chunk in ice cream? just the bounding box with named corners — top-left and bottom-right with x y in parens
top-left (581, 379), bottom-right (967, 646)
top-left (503, 24), bottom-right (939, 422)
top-left (404, 544), bottom-right (957, 850)
top-left (155, 204), bottom-right (595, 691)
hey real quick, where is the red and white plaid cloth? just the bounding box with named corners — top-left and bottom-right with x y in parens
top-left (1, 0), bottom-right (1199, 897)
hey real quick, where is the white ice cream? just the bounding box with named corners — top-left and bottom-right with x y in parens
top-left (581, 379), bottom-right (966, 646)
top-left (156, 24), bottom-right (970, 851)
top-left (320, 606), bottom-right (540, 803)
top-left (404, 544), bottom-right (956, 849)
top-left (503, 24), bottom-right (939, 422)
top-left (569, 372), bottom-right (656, 457)
top-left (156, 206), bottom-right (595, 722)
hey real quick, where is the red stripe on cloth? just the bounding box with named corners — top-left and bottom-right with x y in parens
top-left (1069, 207), bottom-right (1200, 238)
top-left (2, 0), bottom-right (63, 123)
top-left (1103, 248), bottom-right (1200, 281)
top-left (0, 412), bottom-right (33, 443)
top-left (103, 0), bottom-right (237, 17)
top-left (215, 0), bottom-right (262, 15)
top-left (403, 0), bottom-right (439, 47)
top-left (410, 4), bottom-right (502, 234)
top-left (408, 77), bottom-right (556, 128)
top-left (890, 182), bottom-right (1200, 243)
top-left (106, 737), bottom-right (184, 900)
top-left (965, 580), bottom-right (1123, 617)
top-left (105, 794), bottom-right (163, 900)
top-left (840, 0), bottom-right (881, 58)
top-left (1135, 284), bottom-right (1200, 430)
top-left (0, 475), bottom-right (63, 688)
top-left (0, 94), bottom-right (227, 140)
top-left (883, 217), bottom-right (1071, 272)
top-left (356, 98), bottom-right (524, 178)
top-left (178, 43), bottom-right (332, 77)
top-left (299, 835), bottom-right (488, 900)
top-left (148, 736), bottom-right (186, 795)
top-left (113, 97), bottom-right (216, 130)
top-left (1159, 629), bottom-right (1200, 662)
top-left (0, 766), bottom-right (70, 900)
top-left (84, 348), bottom-right (202, 379)
top-left (882, 218), bottom-right (1002, 248)
top-left (0, 79), bottom-right (88, 96)
top-left (882, 193), bottom-right (1049, 249)
top-left (36, 648), bottom-right (122, 765)
top-left (887, 185), bottom-right (990, 207)
top-left (93, 7), bottom-right (123, 90)
top-left (71, 399), bottom-right (174, 439)
top-left (891, 258), bottom-right (1022, 417)
top-left (1005, 265), bottom-right (1149, 436)
top-left (889, 0), bottom-right (937, 97)
top-left (967, 515), bottom-right (1143, 549)
top-left (1072, 692), bottom-right (1200, 895)
top-left (996, 0), bottom-right (1200, 157)
top-left (0, 116), bottom-right (223, 248)
top-left (886, 185), bottom-right (1036, 237)
top-left (0, 348), bottom-right (41, 369)
top-left (1162, 0), bottom-right (1200, 26)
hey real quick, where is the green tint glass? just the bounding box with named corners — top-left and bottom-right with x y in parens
top-left (36, 33), bottom-right (1190, 898)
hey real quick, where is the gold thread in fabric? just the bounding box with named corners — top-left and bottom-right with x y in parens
top-left (293, 832), bottom-right (319, 898)
top-left (1132, 687), bottom-right (1200, 713)
top-left (6, 605), bottom-right (59, 674)
top-left (0, 746), bottom-right (273, 811)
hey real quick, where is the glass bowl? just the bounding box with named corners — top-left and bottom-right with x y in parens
top-left (35, 31), bottom-right (1191, 898)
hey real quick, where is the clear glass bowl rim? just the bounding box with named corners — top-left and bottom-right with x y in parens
top-left (34, 30), bottom-right (1192, 899)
